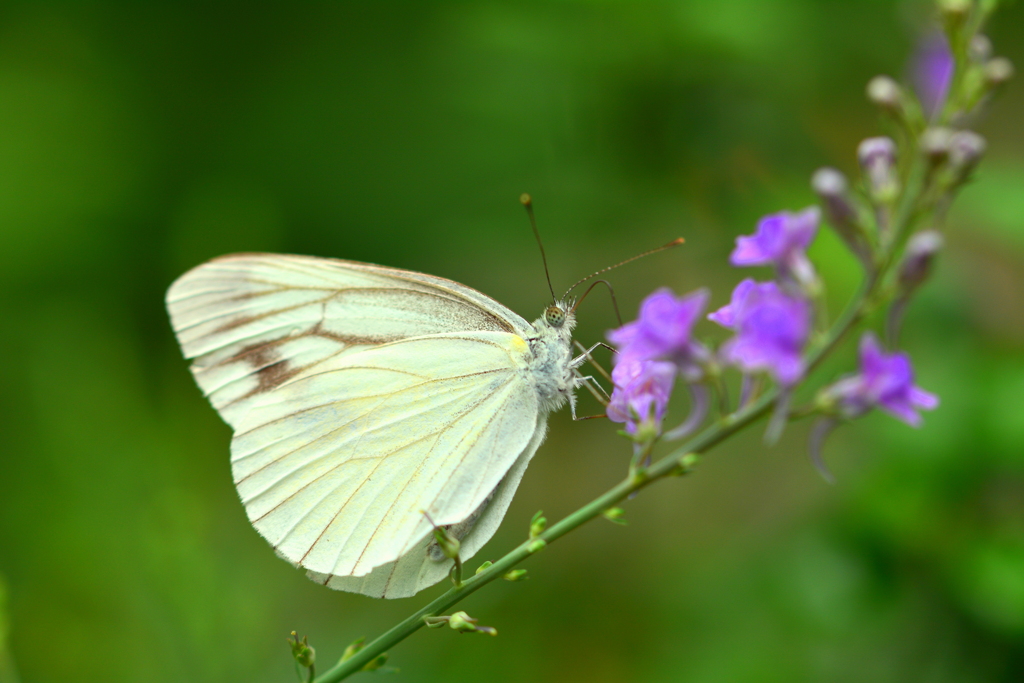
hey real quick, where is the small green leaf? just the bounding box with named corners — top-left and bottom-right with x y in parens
top-left (362, 652), bottom-right (389, 671)
top-left (602, 507), bottom-right (627, 525)
top-left (339, 636), bottom-right (366, 662)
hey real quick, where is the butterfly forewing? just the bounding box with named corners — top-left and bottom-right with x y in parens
top-left (166, 253), bottom-right (531, 427)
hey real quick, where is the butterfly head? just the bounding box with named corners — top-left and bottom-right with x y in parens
top-left (543, 304), bottom-right (567, 328)
top-left (537, 300), bottom-right (575, 335)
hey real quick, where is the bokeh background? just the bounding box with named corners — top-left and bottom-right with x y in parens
top-left (1, 1), bottom-right (1022, 682)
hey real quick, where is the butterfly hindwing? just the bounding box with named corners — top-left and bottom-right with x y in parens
top-left (309, 415), bottom-right (546, 598)
top-left (231, 331), bottom-right (541, 582)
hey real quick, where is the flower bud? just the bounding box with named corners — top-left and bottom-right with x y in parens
top-left (431, 525), bottom-right (460, 560)
top-left (898, 230), bottom-right (944, 292)
top-left (969, 35), bottom-right (992, 62)
top-left (866, 75), bottom-right (903, 110)
top-left (448, 612), bottom-right (474, 631)
top-left (529, 510), bottom-right (547, 538)
top-left (447, 611), bottom-right (497, 636)
top-left (503, 569), bottom-right (528, 581)
top-left (858, 136), bottom-right (898, 201)
top-left (948, 131), bottom-right (986, 177)
top-left (811, 168), bottom-right (867, 261)
top-left (288, 632), bottom-right (316, 669)
top-left (984, 57), bottom-right (1014, 88)
top-left (815, 167), bottom-right (864, 232)
top-left (938, 0), bottom-right (970, 28)
top-left (920, 127), bottom-right (954, 165)
top-left (475, 560), bottom-right (493, 575)
top-left (812, 167), bottom-right (855, 222)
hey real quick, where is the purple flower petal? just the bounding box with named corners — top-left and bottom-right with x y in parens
top-left (913, 32), bottom-right (954, 118)
top-left (608, 287), bottom-right (710, 380)
top-left (606, 358), bottom-right (676, 434)
top-left (729, 207), bottom-right (820, 290)
top-left (707, 279), bottom-right (755, 328)
top-left (828, 333), bottom-right (939, 426)
top-left (709, 280), bottom-right (811, 385)
top-left (730, 208), bottom-right (819, 268)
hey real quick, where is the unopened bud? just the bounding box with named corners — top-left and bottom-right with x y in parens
top-left (938, 0), bottom-right (970, 27)
top-left (984, 57), bottom-right (1014, 88)
top-left (858, 137), bottom-right (898, 201)
top-left (288, 632), bottom-right (316, 669)
top-left (448, 611), bottom-right (497, 636)
top-left (431, 526), bottom-right (460, 560)
top-left (866, 75), bottom-right (903, 110)
top-left (969, 35), bottom-right (992, 62)
top-left (529, 510), bottom-right (546, 538)
top-left (812, 167), bottom-right (871, 264)
top-left (475, 560), bottom-right (493, 575)
top-left (503, 569), bottom-right (528, 581)
top-left (812, 168), bottom-right (856, 227)
top-left (858, 136), bottom-right (896, 170)
top-left (948, 130), bottom-right (986, 176)
top-left (446, 612), bottom-right (472, 631)
top-left (679, 452), bottom-right (700, 470)
top-left (920, 127), bottom-right (954, 165)
top-left (898, 230), bottom-right (944, 292)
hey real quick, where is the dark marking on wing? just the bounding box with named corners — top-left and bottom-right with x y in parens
top-left (221, 324), bottom-right (407, 403)
top-left (242, 344), bottom-right (297, 395)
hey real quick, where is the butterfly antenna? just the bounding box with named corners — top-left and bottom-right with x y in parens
top-left (571, 279), bottom-right (624, 326)
top-left (521, 193), bottom-right (557, 303)
top-left (563, 237), bottom-right (685, 299)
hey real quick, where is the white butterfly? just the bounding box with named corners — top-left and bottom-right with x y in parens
top-left (166, 253), bottom-right (588, 598)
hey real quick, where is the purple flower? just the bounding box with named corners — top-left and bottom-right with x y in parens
top-left (606, 358), bottom-right (676, 434)
top-left (730, 207), bottom-right (820, 286)
top-left (607, 288), bottom-right (709, 380)
top-left (708, 279), bottom-right (811, 385)
top-left (827, 333), bottom-right (939, 426)
top-left (913, 32), bottom-right (954, 118)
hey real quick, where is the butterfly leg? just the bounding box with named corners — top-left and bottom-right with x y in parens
top-left (571, 341), bottom-right (614, 370)
top-left (570, 371), bottom-right (610, 420)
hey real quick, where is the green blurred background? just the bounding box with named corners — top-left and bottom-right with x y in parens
top-left (1, 1), bottom-right (1022, 681)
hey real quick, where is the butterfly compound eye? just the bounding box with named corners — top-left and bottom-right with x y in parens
top-left (544, 305), bottom-right (566, 328)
